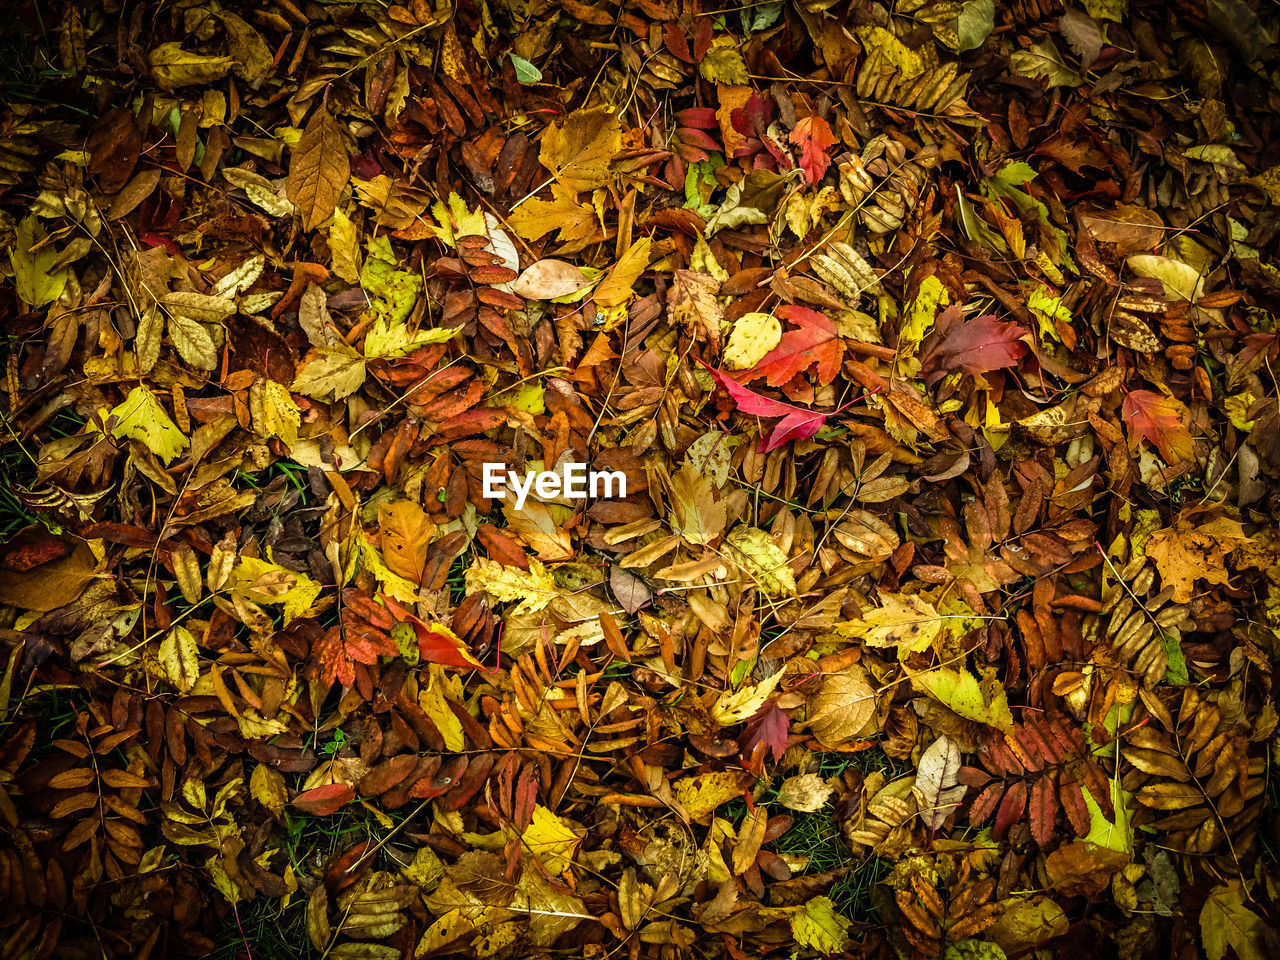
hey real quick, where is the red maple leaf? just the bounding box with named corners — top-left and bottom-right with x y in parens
top-left (738, 701), bottom-right (789, 763)
top-left (700, 360), bottom-right (830, 451)
top-left (741, 305), bottom-right (842, 387)
top-left (789, 116), bottom-right (836, 185)
top-left (1121, 389), bottom-right (1193, 463)
top-left (920, 310), bottom-right (1029, 383)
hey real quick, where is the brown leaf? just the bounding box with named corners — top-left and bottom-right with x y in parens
top-left (287, 107), bottom-right (351, 230)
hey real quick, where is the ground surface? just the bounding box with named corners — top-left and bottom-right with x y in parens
top-left (0, 0), bottom-right (1278, 958)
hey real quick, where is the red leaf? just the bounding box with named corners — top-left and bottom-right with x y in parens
top-left (699, 360), bottom-right (829, 452)
top-left (742, 306), bottom-right (842, 387)
top-left (994, 779), bottom-right (1028, 839)
top-left (292, 783), bottom-right (355, 816)
top-left (316, 618), bottom-right (397, 688)
top-left (788, 116), bottom-right (836, 185)
top-left (967, 781), bottom-right (1004, 825)
top-left (1059, 775), bottom-right (1092, 837)
top-left (1121, 389), bottom-right (1193, 462)
top-left (381, 595), bottom-right (489, 671)
top-left (738, 701), bottom-right (789, 762)
top-left (1029, 773), bottom-right (1056, 846)
top-left (663, 23), bottom-right (693, 63)
top-left (921, 310), bottom-right (1028, 382)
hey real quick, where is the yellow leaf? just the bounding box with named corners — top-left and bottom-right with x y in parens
top-left (698, 36), bottom-right (750, 84)
top-left (329, 207), bottom-right (362, 282)
top-left (364, 318), bottom-right (459, 358)
top-left (834, 592), bottom-right (943, 657)
top-left (9, 216), bottom-right (68, 308)
top-left (464, 558), bottom-right (561, 615)
top-left (910, 666), bottom-right (1014, 729)
top-left (418, 665), bottom-right (466, 752)
top-left (508, 183), bottom-right (599, 244)
top-left (593, 237), bottom-right (651, 308)
top-left (900, 274), bottom-right (949, 349)
top-left (108, 385), bottom-right (189, 464)
top-left (724, 312), bottom-right (782, 370)
top-left (1144, 514), bottom-right (1250, 604)
top-left (775, 773), bottom-right (836, 813)
top-left (357, 531), bottom-right (420, 603)
top-left (250, 764), bottom-right (288, 816)
top-left (378, 499), bottom-right (434, 584)
top-left (520, 805), bottom-right (580, 876)
top-left (538, 107), bottom-right (621, 193)
top-left (854, 26), bottom-right (927, 77)
top-left (668, 463), bottom-right (726, 546)
top-left (724, 526), bottom-right (795, 596)
top-left (430, 193), bottom-right (486, 248)
top-left (711, 668), bottom-right (784, 725)
top-left (808, 665), bottom-right (877, 748)
top-left (673, 771), bottom-right (743, 821)
top-left (158, 625), bottom-right (199, 693)
top-left (233, 556), bottom-right (321, 624)
top-left (148, 42), bottom-right (234, 89)
top-left (292, 345), bottom-right (367, 401)
top-left (251, 379), bottom-right (301, 447)
top-left (1200, 880), bottom-right (1266, 960)
top-left (791, 896), bottom-right (852, 955)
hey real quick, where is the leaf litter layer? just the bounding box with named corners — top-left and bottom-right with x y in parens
top-left (0, 0), bottom-right (1279, 958)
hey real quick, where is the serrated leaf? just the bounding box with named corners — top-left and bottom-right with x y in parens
top-left (287, 106), bottom-right (350, 230)
top-left (791, 896), bottom-right (852, 955)
top-left (464, 558), bottom-right (561, 615)
top-left (108, 385), bottom-right (189, 464)
top-left (724, 526), bottom-right (795, 596)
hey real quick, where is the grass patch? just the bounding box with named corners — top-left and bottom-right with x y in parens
top-left (728, 748), bottom-right (904, 922)
top-left (210, 892), bottom-right (310, 960)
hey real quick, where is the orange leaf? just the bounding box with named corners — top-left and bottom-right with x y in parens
top-left (292, 783), bottom-right (355, 816)
top-left (739, 306), bottom-right (842, 387)
top-left (1121, 389), bottom-right (1193, 462)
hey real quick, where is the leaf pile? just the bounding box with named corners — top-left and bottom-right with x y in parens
top-left (1, 0), bottom-right (1279, 958)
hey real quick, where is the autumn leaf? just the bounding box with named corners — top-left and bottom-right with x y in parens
top-left (789, 116), bottom-right (836, 186)
top-left (920, 309), bottom-right (1029, 383)
top-left (313, 623), bottom-right (397, 688)
top-left (287, 106), bottom-right (350, 230)
top-left (1144, 512), bottom-right (1251, 603)
top-left (739, 305), bottom-right (842, 386)
top-left (738, 701), bottom-right (789, 762)
top-left (914, 735), bottom-right (965, 831)
top-left (1122, 389), bottom-right (1194, 463)
top-left (538, 107), bottom-right (621, 193)
top-left (292, 783), bottom-right (355, 816)
top-left (723, 312), bottom-right (781, 370)
top-left (701, 360), bottom-right (831, 451)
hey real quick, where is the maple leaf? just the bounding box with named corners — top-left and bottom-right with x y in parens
top-left (739, 305), bottom-right (842, 387)
top-left (789, 116), bottom-right (836, 186)
top-left (920, 309), bottom-right (1029, 383)
top-left (738, 701), bottom-right (789, 763)
top-left (1121, 389), bottom-right (1194, 462)
top-left (700, 360), bottom-right (829, 451)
